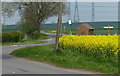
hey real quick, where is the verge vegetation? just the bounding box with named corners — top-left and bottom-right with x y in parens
top-left (10, 44), bottom-right (118, 74)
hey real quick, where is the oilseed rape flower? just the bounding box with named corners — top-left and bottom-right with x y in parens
top-left (59, 35), bottom-right (119, 58)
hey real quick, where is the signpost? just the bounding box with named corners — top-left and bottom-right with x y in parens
top-left (68, 20), bottom-right (72, 35)
top-left (103, 24), bottom-right (113, 35)
top-left (108, 24), bottom-right (110, 35)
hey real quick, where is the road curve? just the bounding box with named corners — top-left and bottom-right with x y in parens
top-left (2, 33), bottom-right (101, 74)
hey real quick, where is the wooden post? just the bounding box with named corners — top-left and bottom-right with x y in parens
top-left (54, 3), bottom-right (62, 52)
top-left (108, 24), bottom-right (110, 35)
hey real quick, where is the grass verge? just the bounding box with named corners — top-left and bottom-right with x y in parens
top-left (2, 33), bottom-right (50, 46)
top-left (2, 39), bottom-right (47, 46)
top-left (10, 44), bottom-right (118, 74)
top-left (39, 33), bottom-right (50, 39)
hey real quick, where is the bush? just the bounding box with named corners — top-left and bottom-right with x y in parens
top-left (19, 20), bottom-right (35, 37)
top-left (30, 31), bottom-right (40, 39)
top-left (2, 31), bottom-right (24, 42)
top-left (10, 32), bottom-right (24, 41)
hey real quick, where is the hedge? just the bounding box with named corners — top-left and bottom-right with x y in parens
top-left (2, 31), bottom-right (24, 42)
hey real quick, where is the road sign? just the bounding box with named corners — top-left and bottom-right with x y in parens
top-left (103, 26), bottom-right (113, 28)
top-left (68, 20), bottom-right (72, 25)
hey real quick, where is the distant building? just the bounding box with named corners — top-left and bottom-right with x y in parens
top-left (76, 24), bottom-right (94, 36)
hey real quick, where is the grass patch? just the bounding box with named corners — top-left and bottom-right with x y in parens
top-left (39, 33), bottom-right (50, 39)
top-left (2, 33), bottom-right (50, 46)
top-left (2, 39), bottom-right (47, 46)
top-left (10, 44), bottom-right (118, 74)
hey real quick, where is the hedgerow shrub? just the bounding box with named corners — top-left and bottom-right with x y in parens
top-left (30, 31), bottom-right (40, 39)
top-left (2, 31), bottom-right (24, 42)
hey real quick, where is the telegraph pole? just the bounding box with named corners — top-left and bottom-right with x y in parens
top-left (55, 3), bottom-right (62, 52)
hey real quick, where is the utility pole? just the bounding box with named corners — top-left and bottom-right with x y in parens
top-left (55, 3), bottom-right (62, 52)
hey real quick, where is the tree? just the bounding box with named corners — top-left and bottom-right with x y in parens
top-left (18, 19), bottom-right (35, 39)
top-left (2, 2), bottom-right (67, 38)
top-left (55, 2), bottom-right (63, 52)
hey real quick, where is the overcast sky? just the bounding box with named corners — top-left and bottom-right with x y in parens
top-left (2, 0), bottom-right (120, 2)
top-left (3, 2), bottom-right (118, 25)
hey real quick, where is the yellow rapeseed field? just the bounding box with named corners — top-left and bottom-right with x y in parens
top-left (59, 35), bottom-right (119, 58)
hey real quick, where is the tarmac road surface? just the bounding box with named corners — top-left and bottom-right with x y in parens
top-left (2, 33), bottom-right (101, 74)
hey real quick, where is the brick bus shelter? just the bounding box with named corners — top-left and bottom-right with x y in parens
top-left (76, 24), bottom-right (94, 36)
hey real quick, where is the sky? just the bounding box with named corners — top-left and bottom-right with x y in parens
top-left (2, 0), bottom-right (120, 2)
top-left (3, 2), bottom-right (118, 25)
